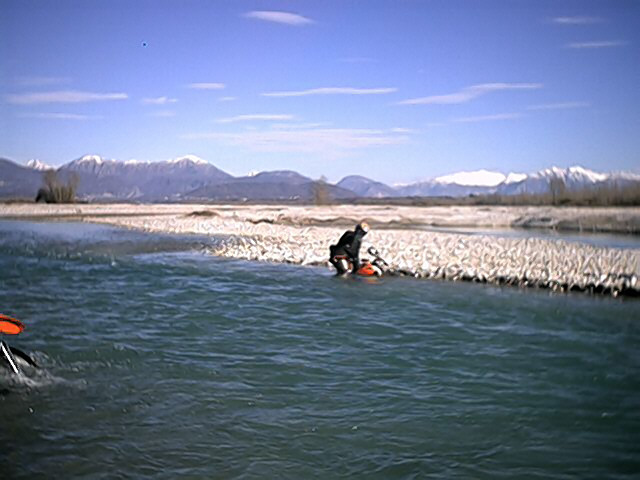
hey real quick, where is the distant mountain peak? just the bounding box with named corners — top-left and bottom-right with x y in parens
top-left (167, 154), bottom-right (208, 165)
top-left (256, 169), bottom-right (302, 176)
top-left (248, 170), bottom-right (311, 184)
top-left (433, 169), bottom-right (506, 187)
top-left (26, 159), bottom-right (54, 171)
top-left (566, 165), bottom-right (607, 182)
top-left (77, 154), bottom-right (105, 164)
top-left (504, 172), bottom-right (527, 184)
top-left (5, 154), bottom-right (639, 202)
top-left (123, 158), bottom-right (151, 165)
top-left (534, 165), bottom-right (607, 183)
top-left (337, 174), bottom-right (399, 198)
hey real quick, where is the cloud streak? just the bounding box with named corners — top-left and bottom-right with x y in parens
top-left (398, 83), bottom-right (542, 105)
top-left (216, 114), bottom-right (295, 124)
top-left (183, 127), bottom-right (408, 156)
top-left (142, 96), bottom-right (178, 105)
top-left (453, 113), bottom-right (523, 123)
top-left (262, 87), bottom-right (397, 97)
top-left (565, 41), bottom-right (627, 49)
top-left (527, 102), bottom-right (590, 111)
top-left (244, 11), bottom-right (313, 26)
top-left (18, 112), bottom-right (99, 120)
top-left (552, 16), bottom-right (604, 25)
top-left (187, 83), bottom-right (226, 90)
top-left (6, 90), bottom-right (128, 104)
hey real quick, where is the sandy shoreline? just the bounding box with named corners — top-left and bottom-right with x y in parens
top-left (2, 202), bottom-right (640, 232)
top-left (2, 203), bottom-right (639, 296)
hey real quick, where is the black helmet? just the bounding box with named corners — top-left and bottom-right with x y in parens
top-left (356, 222), bottom-right (370, 234)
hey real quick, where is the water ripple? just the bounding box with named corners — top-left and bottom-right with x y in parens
top-left (1, 221), bottom-right (639, 479)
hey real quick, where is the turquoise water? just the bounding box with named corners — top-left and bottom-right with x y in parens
top-left (1, 221), bottom-right (639, 479)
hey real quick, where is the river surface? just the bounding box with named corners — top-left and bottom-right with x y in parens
top-left (421, 226), bottom-right (640, 250)
top-left (1, 221), bottom-right (639, 479)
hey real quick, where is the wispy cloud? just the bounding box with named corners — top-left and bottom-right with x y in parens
top-left (18, 112), bottom-right (99, 120)
top-left (216, 114), bottom-right (295, 124)
top-left (217, 96), bottom-right (236, 102)
top-left (182, 127), bottom-right (408, 157)
top-left (16, 76), bottom-right (72, 87)
top-left (527, 102), bottom-right (590, 111)
top-left (391, 127), bottom-right (418, 134)
top-left (244, 10), bottom-right (313, 26)
top-left (6, 90), bottom-right (128, 105)
top-left (187, 83), bottom-right (226, 90)
top-left (552, 16), bottom-right (604, 25)
top-left (565, 41), bottom-right (627, 49)
top-left (262, 87), bottom-right (397, 97)
top-left (142, 96), bottom-right (178, 105)
top-left (270, 122), bottom-right (330, 130)
top-left (453, 113), bottom-right (523, 123)
top-left (398, 83), bottom-right (542, 105)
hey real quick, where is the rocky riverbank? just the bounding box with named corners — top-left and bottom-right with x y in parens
top-left (204, 225), bottom-right (639, 297)
top-left (2, 203), bottom-right (639, 296)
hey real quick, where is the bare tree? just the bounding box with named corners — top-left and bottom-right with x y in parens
top-left (312, 175), bottom-right (330, 205)
top-left (35, 170), bottom-right (79, 203)
top-left (549, 177), bottom-right (566, 205)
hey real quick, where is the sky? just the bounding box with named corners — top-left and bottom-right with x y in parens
top-left (1, 0), bottom-right (639, 183)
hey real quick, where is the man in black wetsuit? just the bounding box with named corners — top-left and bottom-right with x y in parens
top-left (329, 222), bottom-right (370, 275)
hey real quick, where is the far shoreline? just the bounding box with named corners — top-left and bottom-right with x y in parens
top-left (1, 202), bottom-right (639, 235)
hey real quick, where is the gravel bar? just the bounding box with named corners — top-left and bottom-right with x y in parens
top-left (2, 203), bottom-right (639, 297)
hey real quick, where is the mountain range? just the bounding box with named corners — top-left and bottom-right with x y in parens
top-left (339, 166), bottom-right (640, 198)
top-left (1, 155), bottom-right (639, 202)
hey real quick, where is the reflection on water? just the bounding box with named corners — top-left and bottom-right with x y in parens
top-left (0, 219), bottom-right (221, 259)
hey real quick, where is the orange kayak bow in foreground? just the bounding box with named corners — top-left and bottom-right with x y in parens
top-left (1, 314), bottom-right (38, 376)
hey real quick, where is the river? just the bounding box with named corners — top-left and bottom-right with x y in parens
top-left (1, 221), bottom-right (638, 479)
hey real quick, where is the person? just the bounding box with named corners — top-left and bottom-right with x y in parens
top-left (329, 222), bottom-right (370, 275)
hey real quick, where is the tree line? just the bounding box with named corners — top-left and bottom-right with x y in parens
top-left (28, 171), bottom-right (640, 206)
top-left (348, 180), bottom-right (640, 207)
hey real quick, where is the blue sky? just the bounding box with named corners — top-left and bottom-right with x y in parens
top-left (1, 0), bottom-right (639, 183)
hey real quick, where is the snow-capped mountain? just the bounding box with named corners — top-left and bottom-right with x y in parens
top-left (345, 165), bottom-right (640, 198)
top-left (495, 166), bottom-right (636, 195)
top-left (3, 154), bottom-right (639, 202)
top-left (8, 154), bottom-right (353, 201)
top-left (58, 154), bottom-right (232, 200)
top-left (166, 154), bottom-right (209, 166)
top-left (62, 154), bottom-right (215, 175)
top-left (393, 169), bottom-right (511, 197)
top-left (26, 159), bottom-right (54, 171)
top-left (504, 172), bottom-right (527, 184)
top-left (433, 169), bottom-right (507, 187)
